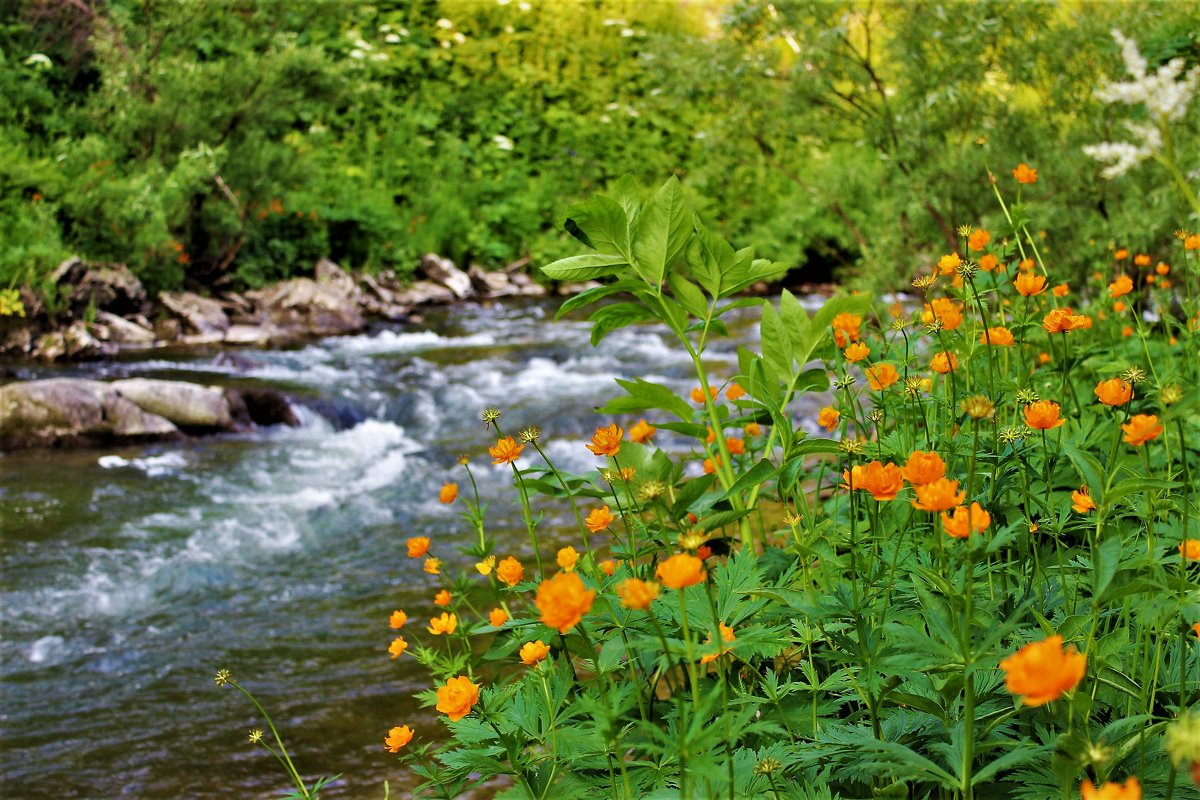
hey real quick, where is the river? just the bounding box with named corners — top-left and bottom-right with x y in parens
top-left (1, 295), bottom-right (821, 798)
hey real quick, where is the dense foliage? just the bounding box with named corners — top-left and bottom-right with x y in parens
top-left (2, 0), bottom-right (1197, 300)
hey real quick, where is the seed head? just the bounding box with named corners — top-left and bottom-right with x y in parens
top-left (1175, 229), bottom-right (1192, 240)
top-left (1119, 366), bottom-right (1147, 385)
top-left (1164, 712), bottom-right (1200, 767)
top-left (637, 480), bottom-right (666, 501)
top-left (867, 408), bottom-right (885, 424)
top-left (956, 224), bottom-right (974, 238)
top-left (912, 274), bottom-right (937, 291)
top-left (956, 260), bottom-right (979, 280)
top-left (1161, 384), bottom-right (1183, 405)
top-left (754, 757), bottom-right (783, 776)
top-left (839, 438), bottom-right (868, 455)
top-left (457, 453), bottom-right (470, 466)
top-left (518, 425), bottom-right (541, 443)
top-left (782, 512), bottom-right (802, 527)
top-left (999, 426), bottom-right (1026, 444)
top-left (678, 530), bottom-right (706, 551)
top-left (481, 407), bottom-right (502, 427)
top-left (600, 468), bottom-right (622, 483)
top-left (1015, 387), bottom-right (1040, 405)
top-left (924, 318), bottom-right (945, 335)
top-left (833, 374), bottom-right (856, 391)
top-left (248, 729), bottom-right (265, 744)
top-left (214, 669), bottom-right (232, 686)
top-left (890, 318), bottom-right (909, 332)
top-left (903, 377), bottom-right (925, 399)
top-left (962, 395), bottom-right (996, 420)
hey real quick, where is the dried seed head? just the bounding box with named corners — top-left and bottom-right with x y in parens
top-left (962, 395), bottom-right (996, 420)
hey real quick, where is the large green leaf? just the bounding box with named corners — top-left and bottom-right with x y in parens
top-left (561, 194), bottom-right (630, 258)
top-left (631, 175), bottom-right (691, 288)
top-left (541, 252), bottom-right (627, 282)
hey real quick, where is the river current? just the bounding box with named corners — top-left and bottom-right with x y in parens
top-left (0, 296), bottom-right (831, 798)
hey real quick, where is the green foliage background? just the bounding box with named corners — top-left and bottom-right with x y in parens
top-left (1, 0), bottom-right (1197, 297)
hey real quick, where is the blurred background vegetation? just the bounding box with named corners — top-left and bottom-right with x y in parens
top-left (2, 0), bottom-right (1197, 298)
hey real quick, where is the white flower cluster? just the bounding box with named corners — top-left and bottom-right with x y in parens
top-left (1083, 30), bottom-right (1200, 179)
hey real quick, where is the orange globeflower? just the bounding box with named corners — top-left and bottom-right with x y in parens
top-left (1115, 248), bottom-right (1129, 260)
top-left (844, 342), bottom-right (870, 362)
top-left (691, 386), bottom-right (718, 404)
top-left (1155, 262), bottom-right (1170, 276)
top-left (384, 725), bottom-right (414, 753)
top-left (1071, 486), bottom-right (1097, 513)
top-left (855, 461), bottom-right (905, 501)
top-left (841, 464), bottom-right (865, 492)
top-left (865, 363), bottom-right (900, 391)
top-left (725, 437), bottom-right (745, 455)
top-left (423, 557), bottom-right (441, 575)
top-left (911, 478), bottom-right (965, 512)
top-left (744, 421), bottom-right (762, 436)
top-left (1185, 234), bottom-right (1200, 250)
top-left (488, 607), bottom-right (508, 627)
top-left (489, 436), bottom-right (524, 465)
top-left (930, 351), bottom-right (958, 375)
top-left (1121, 414), bottom-right (1162, 447)
top-left (725, 383), bottom-right (746, 401)
top-left (700, 622), bottom-right (736, 664)
top-left (438, 482), bottom-right (458, 504)
top-left (388, 636), bottom-right (409, 659)
top-left (629, 418), bottom-right (656, 443)
top-left (427, 612), bottom-right (457, 635)
top-left (587, 423), bottom-right (623, 457)
top-left (1108, 274), bottom-right (1133, 297)
top-left (475, 556), bottom-right (496, 575)
top-left (902, 451), bottom-right (946, 485)
top-left (617, 578), bottom-right (660, 610)
top-left (978, 253), bottom-right (999, 272)
top-left (407, 536), bottom-right (431, 558)
top-left (1038, 352), bottom-right (1052, 364)
top-left (1133, 253), bottom-right (1150, 267)
top-left (1081, 777), bottom-right (1141, 800)
top-left (656, 553), bottom-right (706, 589)
top-left (496, 556), bottom-right (524, 586)
top-left (389, 610), bottom-right (408, 629)
top-left (598, 559), bottom-right (617, 576)
top-left (922, 298), bottom-right (964, 330)
top-left (556, 546), bottom-right (579, 572)
top-left (1014, 272), bottom-right (1047, 297)
top-left (968, 228), bottom-right (991, 252)
top-left (585, 505), bottom-right (615, 533)
top-left (1012, 163), bottom-right (1038, 184)
top-left (435, 675), bottom-right (480, 722)
top-left (1179, 539), bottom-right (1200, 560)
top-left (535, 571), bottom-right (595, 633)
top-left (980, 326), bottom-right (1015, 346)
top-left (941, 503), bottom-right (990, 538)
top-left (434, 589), bottom-right (452, 607)
top-left (1019, 258), bottom-right (1036, 272)
top-left (830, 312), bottom-right (862, 346)
top-left (937, 253), bottom-right (962, 275)
top-left (1025, 400), bottom-right (1065, 430)
top-left (1000, 634), bottom-right (1086, 706)
top-left (1052, 283), bottom-right (1070, 298)
top-left (1113, 300), bottom-right (1127, 313)
top-left (818, 406), bottom-right (840, 431)
top-left (519, 640), bottom-right (550, 666)
top-left (1094, 379), bottom-right (1133, 406)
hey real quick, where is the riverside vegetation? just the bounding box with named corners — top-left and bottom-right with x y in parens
top-left (219, 156), bottom-right (1200, 798)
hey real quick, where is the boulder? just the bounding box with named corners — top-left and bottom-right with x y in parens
top-left (509, 271), bottom-right (548, 297)
top-left (31, 331), bottom-right (65, 362)
top-left (223, 324), bottom-right (275, 347)
top-left (0, 378), bottom-right (179, 449)
top-left (111, 378), bottom-right (234, 430)
top-left (420, 253), bottom-right (473, 299)
top-left (244, 270), bottom-right (365, 338)
top-left (0, 323), bottom-right (33, 358)
top-left (160, 292), bottom-right (231, 335)
top-left (468, 265), bottom-right (520, 297)
top-left (390, 280), bottom-right (456, 306)
top-left (94, 312), bottom-right (155, 345)
top-left (50, 258), bottom-right (147, 317)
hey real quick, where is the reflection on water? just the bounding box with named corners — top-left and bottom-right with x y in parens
top-left (0, 297), bottom-right (788, 798)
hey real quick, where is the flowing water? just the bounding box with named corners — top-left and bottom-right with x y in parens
top-left (0, 296), bottom-right (825, 799)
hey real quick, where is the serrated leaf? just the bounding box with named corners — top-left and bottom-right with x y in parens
top-left (631, 176), bottom-right (690, 288)
top-left (541, 252), bottom-right (627, 282)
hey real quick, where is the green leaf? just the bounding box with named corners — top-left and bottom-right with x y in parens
top-left (541, 252), bottom-right (627, 282)
top-left (631, 176), bottom-right (690, 288)
top-left (587, 302), bottom-right (656, 345)
top-left (599, 377), bottom-right (694, 421)
top-left (685, 223), bottom-right (735, 298)
top-left (1092, 534), bottom-right (1122, 601)
top-left (556, 279), bottom-right (638, 319)
top-left (720, 458), bottom-right (777, 502)
top-left (667, 272), bottom-right (709, 319)
top-left (1105, 477), bottom-right (1180, 506)
top-left (561, 194), bottom-right (630, 257)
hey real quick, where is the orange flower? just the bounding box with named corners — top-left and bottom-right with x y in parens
top-left (696, 544), bottom-right (712, 560)
top-left (818, 406), bottom-right (840, 431)
top-left (725, 383), bottom-right (746, 401)
top-left (1000, 634), bottom-right (1086, 706)
top-left (475, 556), bottom-right (496, 575)
top-left (830, 312), bottom-right (862, 344)
top-left (1043, 308), bottom-right (1089, 334)
top-left (656, 553), bottom-right (706, 589)
top-left (423, 557), bottom-right (441, 575)
top-left (1094, 379), bottom-right (1133, 406)
top-left (725, 437), bottom-right (745, 455)
top-left (1185, 234), bottom-right (1200, 250)
top-left (1133, 253), bottom-right (1150, 267)
top-left (911, 478), bottom-right (965, 512)
top-left (1052, 283), bottom-right (1070, 297)
top-left (617, 578), bottom-right (660, 610)
top-left (902, 451), bottom-right (946, 485)
top-left (587, 423), bottom-right (623, 457)
top-left (388, 636), bottom-right (409, 659)
top-left (1014, 272), bottom-right (1047, 297)
top-left (854, 461), bottom-right (905, 501)
top-left (936, 253), bottom-right (962, 275)
top-left (691, 386), bottom-right (718, 404)
top-left (843, 342), bottom-right (870, 362)
top-left (744, 421), bottom-right (761, 436)
top-left (489, 436), bottom-right (524, 465)
top-left (1121, 414), bottom-right (1162, 447)
top-left (1019, 258), bottom-right (1035, 272)
top-left (535, 571), bottom-right (595, 633)
top-left (968, 228), bottom-right (990, 252)
top-left (941, 503), bottom-right (990, 538)
top-left (427, 612), bottom-right (457, 635)
top-left (1145, 274), bottom-right (1156, 284)
top-left (519, 640), bottom-right (550, 666)
top-left (1081, 777), bottom-right (1141, 800)
top-left (1024, 400), bottom-right (1065, 430)
top-left (980, 326), bottom-right (1014, 346)
top-left (1179, 539), bottom-right (1200, 560)
top-left (700, 622), bottom-right (736, 664)
top-left (407, 536), bottom-right (430, 558)
top-left (1012, 163), bottom-right (1038, 184)
top-left (389, 610), bottom-right (408, 629)
top-left (1121, 325), bottom-right (1133, 337)
top-left (978, 253), bottom-right (999, 272)
top-left (439, 482), bottom-right (458, 504)
top-left (488, 607), bottom-right (508, 627)
top-left (930, 351), bottom-right (958, 375)
top-left (1194, 622), bottom-right (1200, 639)
top-left (922, 298), bottom-right (964, 330)
top-left (1108, 274), bottom-right (1133, 297)
top-left (703, 457), bottom-right (719, 474)
top-left (435, 675), bottom-right (480, 722)
top-left (556, 546), bottom-right (579, 572)
top-left (629, 418), bottom-right (656, 443)
top-left (865, 363), bottom-right (900, 391)
top-left (434, 589), bottom-right (452, 607)
top-left (598, 559), bottom-right (616, 576)
top-left (841, 464), bottom-right (865, 491)
top-left (586, 505), bottom-right (614, 533)
top-left (1071, 486), bottom-right (1097, 513)
top-left (1115, 248), bottom-right (1129, 260)
top-left (1038, 352), bottom-right (1052, 365)
top-left (496, 556), bottom-right (524, 586)
top-left (384, 725), bottom-right (414, 753)
top-left (1113, 300), bottom-right (1127, 313)
top-left (1155, 261), bottom-right (1170, 275)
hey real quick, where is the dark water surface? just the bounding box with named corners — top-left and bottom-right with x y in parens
top-left (0, 297), bottom-right (822, 798)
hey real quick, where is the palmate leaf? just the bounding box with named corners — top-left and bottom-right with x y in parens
top-left (800, 725), bottom-right (959, 789)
